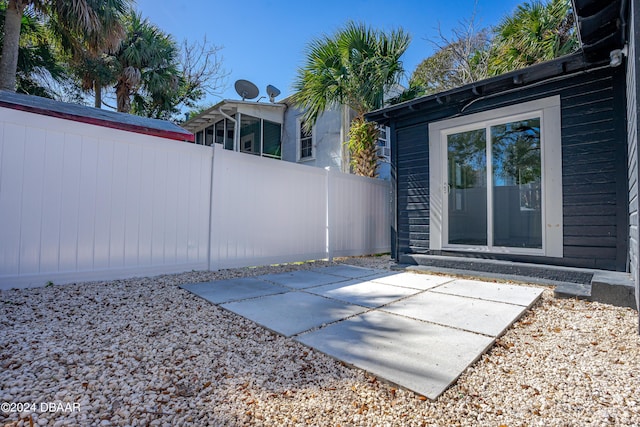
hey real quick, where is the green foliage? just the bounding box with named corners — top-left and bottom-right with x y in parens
top-left (82, 12), bottom-right (225, 120)
top-left (410, 28), bottom-right (489, 97)
top-left (400, 0), bottom-right (579, 104)
top-left (487, 0), bottom-right (578, 75)
top-left (0, 3), bottom-right (68, 97)
top-left (292, 21), bottom-right (410, 125)
top-left (292, 21), bottom-right (409, 176)
top-left (0, 0), bottom-right (127, 91)
top-left (111, 12), bottom-right (179, 114)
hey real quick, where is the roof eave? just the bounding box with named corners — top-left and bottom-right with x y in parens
top-left (366, 51), bottom-right (600, 123)
top-left (181, 99), bottom-right (287, 133)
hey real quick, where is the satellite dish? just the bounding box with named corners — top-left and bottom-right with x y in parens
top-left (266, 84), bottom-right (281, 103)
top-left (234, 79), bottom-right (259, 101)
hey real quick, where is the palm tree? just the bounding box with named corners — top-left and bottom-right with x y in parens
top-left (292, 21), bottom-right (410, 177)
top-left (50, 0), bottom-right (130, 108)
top-left (0, 3), bottom-right (67, 97)
top-left (488, 0), bottom-right (578, 75)
top-left (0, 0), bottom-right (107, 92)
top-left (112, 12), bottom-right (179, 114)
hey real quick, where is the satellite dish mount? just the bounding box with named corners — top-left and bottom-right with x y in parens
top-left (266, 85), bottom-right (281, 103)
top-left (234, 79), bottom-right (259, 101)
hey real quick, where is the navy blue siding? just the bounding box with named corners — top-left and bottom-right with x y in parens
top-left (393, 65), bottom-right (628, 271)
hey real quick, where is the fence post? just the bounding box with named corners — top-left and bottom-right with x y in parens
top-left (325, 166), bottom-right (333, 262)
top-left (207, 144), bottom-right (216, 271)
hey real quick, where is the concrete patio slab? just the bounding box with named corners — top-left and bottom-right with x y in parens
top-left (180, 264), bottom-right (543, 400)
top-left (312, 265), bottom-right (384, 279)
top-left (432, 279), bottom-right (544, 306)
top-left (295, 310), bottom-right (494, 400)
top-left (260, 270), bottom-right (347, 289)
top-left (180, 278), bottom-right (287, 304)
top-left (306, 279), bottom-right (420, 308)
top-left (382, 291), bottom-right (530, 337)
top-left (371, 272), bottom-right (454, 290)
top-left (221, 291), bottom-right (368, 337)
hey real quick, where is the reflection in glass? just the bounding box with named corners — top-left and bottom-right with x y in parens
top-left (447, 129), bottom-right (487, 245)
top-left (240, 115), bottom-right (261, 155)
top-left (215, 118), bottom-right (235, 150)
top-left (263, 120), bottom-right (282, 158)
top-left (491, 118), bottom-right (542, 248)
top-left (205, 125), bottom-right (214, 146)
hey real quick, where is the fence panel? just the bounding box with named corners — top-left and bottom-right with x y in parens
top-left (328, 170), bottom-right (391, 258)
top-left (209, 145), bottom-right (328, 269)
top-left (0, 107), bottom-right (212, 288)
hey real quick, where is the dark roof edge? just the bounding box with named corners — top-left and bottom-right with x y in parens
top-left (0, 91), bottom-right (194, 142)
top-left (367, 51), bottom-right (608, 123)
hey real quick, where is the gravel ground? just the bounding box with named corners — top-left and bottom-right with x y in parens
top-left (1, 255), bottom-right (639, 427)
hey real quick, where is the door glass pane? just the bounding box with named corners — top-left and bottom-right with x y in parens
top-left (447, 129), bottom-right (487, 245)
top-left (491, 118), bottom-right (542, 248)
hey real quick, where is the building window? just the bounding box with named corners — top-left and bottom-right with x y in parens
top-left (240, 115), bottom-right (260, 155)
top-left (195, 130), bottom-right (204, 145)
top-left (428, 95), bottom-right (562, 257)
top-left (214, 119), bottom-right (235, 150)
top-left (205, 125), bottom-right (214, 146)
top-left (298, 120), bottom-right (314, 161)
top-left (377, 125), bottom-right (391, 160)
top-left (238, 114), bottom-right (282, 159)
top-left (263, 120), bottom-right (282, 159)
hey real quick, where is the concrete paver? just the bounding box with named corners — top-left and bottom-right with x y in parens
top-left (221, 291), bottom-right (368, 337)
top-left (382, 291), bottom-right (529, 337)
top-left (432, 279), bottom-right (544, 306)
top-left (295, 310), bottom-right (494, 399)
top-left (260, 270), bottom-right (347, 289)
top-left (306, 279), bottom-right (420, 308)
top-left (371, 272), bottom-right (454, 290)
top-left (180, 278), bottom-right (287, 304)
top-left (312, 265), bottom-right (384, 279)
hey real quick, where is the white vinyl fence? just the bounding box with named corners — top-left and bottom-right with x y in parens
top-left (0, 107), bottom-right (390, 289)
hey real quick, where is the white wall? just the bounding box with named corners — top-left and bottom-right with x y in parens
top-left (0, 109), bottom-right (390, 289)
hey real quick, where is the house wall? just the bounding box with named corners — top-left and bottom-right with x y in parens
top-left (628, 0), bottom-right (640, 322)
top-left (282, 105), bottom-right (345, 171)
top-left (392, 65), bottom-right (628, 271)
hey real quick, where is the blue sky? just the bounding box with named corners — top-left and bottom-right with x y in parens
top-left (135, 0), bottom-right (523, 107)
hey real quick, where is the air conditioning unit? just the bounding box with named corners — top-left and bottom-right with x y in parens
top-left (377, 146), bottom-right (390, 158)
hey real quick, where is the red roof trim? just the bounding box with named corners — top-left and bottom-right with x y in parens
top-left (0, 101), bottom-right (195, 143)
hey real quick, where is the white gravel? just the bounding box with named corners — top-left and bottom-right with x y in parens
top-left (1, 255), bottom-right (639, 426)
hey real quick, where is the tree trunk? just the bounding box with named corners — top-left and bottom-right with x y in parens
top-left (94, 79), bottom-right (102, 108)
top-left (115, 78), bottom-right (131, 113)
top-left (347, 116), bottom-right (380, 178)
top-left (0, 0), bottom-right (27, 92)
